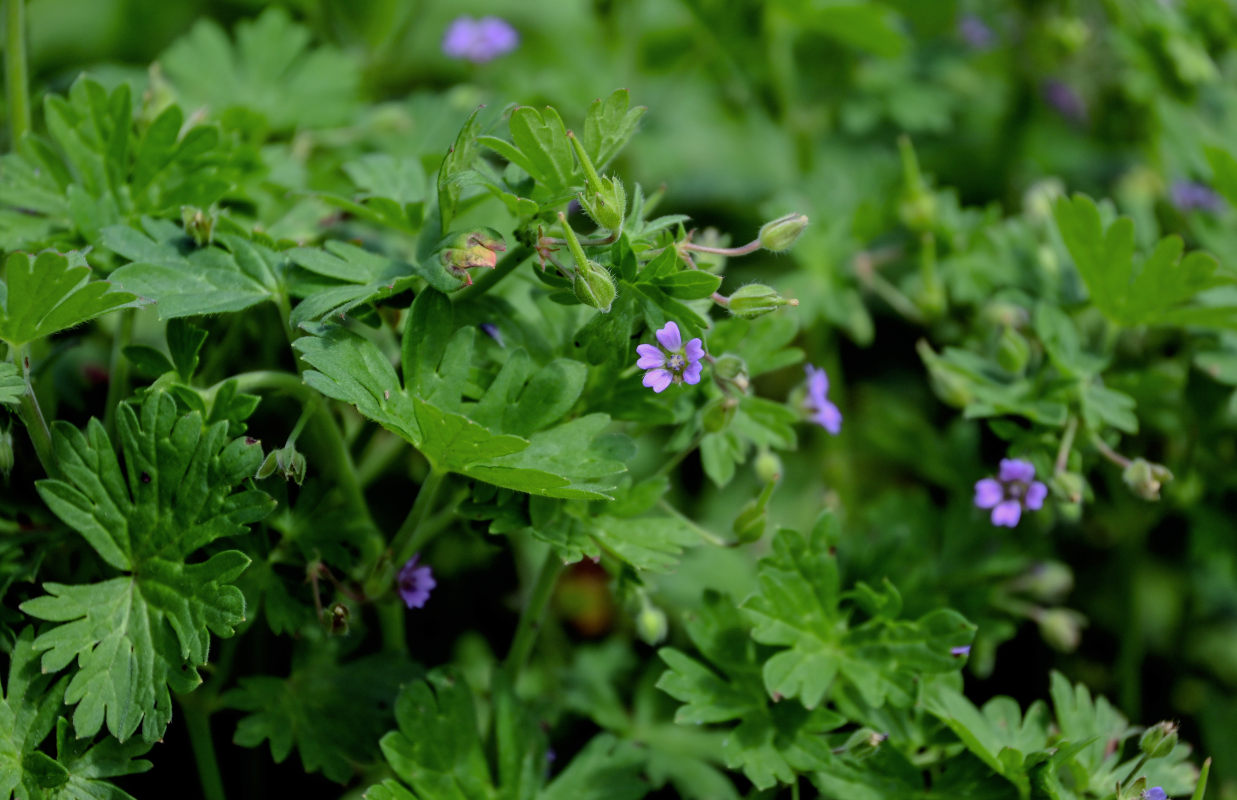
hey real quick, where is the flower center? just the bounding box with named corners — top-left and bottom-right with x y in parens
top-left (667, 353), bottom-right (685, 372)
top-left (1006, 481), bottom-right (1026, 500)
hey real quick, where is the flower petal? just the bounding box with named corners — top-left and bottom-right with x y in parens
top-left (635, 343), bottom-right (666, 369)
top-left (655, 321), bottom-right (682, 352)
top-left (999, 458), bottom-right (1035, 483)
top-left (643, 368), bottom-right (673, 393)
top-left (805, 364), bottom-right (829, 398)
top-left (973, 478), bottom-right (1003, 509)
top-left (991, 500), bottom-right (1022, 527)
top-left (1024, 481), bottom-right (1048, 510)
top-left (813, 403), bottom-right (842, 435)
top-left (682, 360), bottom-right (703, 385)
top-left (684, 338), bottom-right (705, 361)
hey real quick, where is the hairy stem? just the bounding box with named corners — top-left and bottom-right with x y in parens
top-left (179, 698), bottom-right (226, 800)
top-left (3, 0), bottom-right (30, 146)
top-left (504, 549), bottom-right (562, 673)
top-left (15, 348), bottom-right (57, 478)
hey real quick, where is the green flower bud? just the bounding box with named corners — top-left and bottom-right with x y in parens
top-left (0, 428), bottom-right (13, 479)
top-left (573, 260), bottom-right (616, 313)
top-left (1037, 608), bottom-right (1085, 652)
top-left (1012, 561), bottom-right (1074, 604)
top-left (701, 397), bottom-right (737, 433)
top-left (1122, 458), bottom-right (1173, 501)
top-left (636, 601), bottom-right (668, 645)
top-left (758, 213), bottom-right (809, 252)
top-left (1023, 178), bottom-right (1065, 223)
top-left (727, 284), bottom-right (798, 319)
top-left (1139, 721), bottom-right (1179, 759)
top-left (1050, 471), bottom-right (1086, 504)
top-left (996, 326), bottom-right (1030, 374)
top-left (754, 450), bottom-right (782, 485)
top-left (898, 192), bottom-right (937, 233)
top-left (838, 728), bottom-right (887, 760)
top-left (256, 443), bottom-right (307, 485)
top-left (578, 176), bottom-right (627, 233)
top-left (181, 205), bottom-right (216, 247)
top-left (917, 339), bottom-right (974, 408)
top-left (734, 479), bottom-right (776, 544)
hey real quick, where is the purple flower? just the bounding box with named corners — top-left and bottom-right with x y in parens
top-left (958, 15), bottom-right (995, 50)
top-left (397, 554), bottom-right (436, 609)
top-left (1170, 180), bottom-right (1222, 214)
top-left (804, 365), bottom-right (842, 435)
top-left (442, 16), bottom-right (519, 63)
top-left (1142, 789), bottom-right (1168, 800)
top-left (951, 645), bottom-right (972, 657)
top-left (974, 458), bottom-right (1048, 527)
top-left (1042, 79), bottom-right (1086, 123)
top-left (480, 322), bottom-right (505, 347)
top-left (636, 322), bottom-right (704, 393)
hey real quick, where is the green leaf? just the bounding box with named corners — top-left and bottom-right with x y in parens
top-left (0, 251), bottom-right (138, 347)
top-left (539, 735), bottom-right (648, 800)
top-left (20, 392), bottom-right (274, 742)
top-left (656, 592), bottom-right (843, 789)
top-left (344, 154), bottom-right (427, 206)
top-left (1034, 304), bottom-right (1108, 377)
top-left (1081, 383), bottom-right (1138, 434)
top-left (1053, 194), bottom-right (1237, 328)
top-left (581, 89), bottom-right (647, 172)
top-left (1, 629), bottom-right (66, 799)
top-left (437, 107), bottom-right (485, 232)
top-left (167, 319), bottom-right (208, 382)
top-left (160, 8), bottom-right (360, 133)
top-left (653, 270), bottom-right (723, 300)
top-left (224, 647), bottom-right (419, 784)
top-left (106, 220), bottom-right (282, 319)
top-left (798, 2), bottom-right (908, 58)
top-left (741, 514), bottom-right (974, 710)
top-left (586, 515), bottom-right (699, 573)
top-left (0, 363), bottom-right (24, 407)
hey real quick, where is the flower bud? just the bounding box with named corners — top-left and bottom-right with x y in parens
top-left (181, 205), bottom-right (216, 247)
top-left (0, 428), bottom-right (13, 479)
top-left (754, 450), bottom-right (782, 484)
top-left (996, 326), bottom-right (1030, 374)
top-left (256, 443), bottom-right (307, 485)
top-left (734, 479), bottom-right (776, 544)
top-left (712, 354), bottom-right (749, 392)
top-left (917, 340), bottom-right (974, 407)
top-left (727, 284), bottom-right (798, 319)
top-left (838, 728), bottom-right (887, 760)
top-left (1139, 721), bottom-right (1179, 759)
top-left (578, 176), bottom-right (627, 233)
top-left (701, 397), bottom-right (737, 433)
top-left (636, 600), bottom-right (668, 645)
top-left (440, 228), bottom-right (508, 285)
top-left (1123, 458), bottom-right (1173, 501)
top-left (758, 213), bottom-right (809, 252)
top-left (898, 192), bottom-right (937, 233)
top-left (1012, 561), bottom-right (1074, 604)
top-left (573, 260), bottom-right (616, 313)
top-left (1037, 608), bottom-right (1085, 652)
top-left (1050, 470), bottom-right (1085, 504)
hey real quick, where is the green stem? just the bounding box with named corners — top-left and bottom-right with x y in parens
top-left (14, 348), bottom-right (56, 478)
top-left (376, 596), bottom-right (407, 653)
top-left (390, 468), bottom-right (447, 568)
top-left (180, 699), bottom-right (225, 800)
top-left (103, 310), bottom-right (134, 438)
top-left (1054, 415), bottom-right (1078, 474)
top-left (454, 244), bottom-right (532, 302)
top-left (504, 549), bottom-right (562, 673)
top-left (3, 0), bottom-right (30, 147)
top-left (657, 499), bottom-right (729, 547)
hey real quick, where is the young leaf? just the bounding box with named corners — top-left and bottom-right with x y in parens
top-left (437, 107), bottom-right (485, 232)
top-left (224, 647), bottom-right (419, 784)
top-left (0, 251), bottom-right (138, 347)
top-left (740, 514), bottom-right (975, 710)
top-left (20, 392), bottom-right (274, 742)
top-left (582, 89), bottom-right (647, 172)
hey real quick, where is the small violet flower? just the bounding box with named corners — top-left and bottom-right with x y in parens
top-left (442, 16), bottom-right (519, 63)
top-left (958, 15), bottom-right (996, 50)
top-left (1042, 79), bottom-right (1086, 123)
top-left (804, 365), bottom-right (842, 435)
top-left (636, 322), bottom-right (704, 393)
top-left (1142, 789), bottom-right (1168, 800)
top-left (974, 458), bottom-right (1048, 527)
top-left (397, 554), bottom-right (436, 609)
top-left (1170, 180), bottom-right (1222, 214)
top-left (950, 645), bottom-right (972, 657)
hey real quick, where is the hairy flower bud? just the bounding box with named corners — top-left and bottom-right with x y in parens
top-left (1012, 561), bottom-right (1074, 604)
top-left (734, 479), bottom-right (776, 544)
top-left (1139, 721), bottom-right (1179, 759)
top-left (1050, 470), bottom-right (1085, 504)
top-left (1123, 458), bottom-right (1173, 501)
top-left (181, 205), bottom-right (216, 246)
top-left (573, 260), bottom-right (616, 313)
top-left (758, 213), bottom-right (809, 252)
top-left (996, 326), bottom-right (1030, 374)
top-left (1037, 608), bottom-right (1085, 652)
top-left (256, 443), bottom-right (307, 485)
top-left (838, 728), bottom-right (887, 760)
top-left (636, 600), bottom-right (668, 645)
top-left (568, 131), bottom-right (626, 232)
top-left (754, 450), bottom-right (782, 484)
top-left (701, 397), bottom-right (737, 433)
top-left (727, 284), bottom-right (798, 319)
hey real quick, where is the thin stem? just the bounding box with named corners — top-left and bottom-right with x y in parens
top-left (454, 244), bottom-right (533, 302)
top-left (1054, 416), bottom-right (1078, 474)
top-left (390, 468), bottom-right (447, 568)
top-left (179, 698), bottom-right (226, 800)
top-left (658, 499), bottom-right (729, 547)
top-left (15, 349), bottom-right (56, 477)
top-left (103, 310), bottom-right (134, 438)
top-left (1090, 432), bottom-right (1131, 469)
top-left (681, 239), bottom-right (762, 257)
top-left (504, 549), bottom-right (563, 673)
top-left (3, 0), bottom-right (30, 146)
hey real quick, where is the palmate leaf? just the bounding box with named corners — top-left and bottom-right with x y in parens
top-left (20, 392), bottom-right (275, 742)
top-left (365, 670), bottom-right (647, 800)
top-left (1, 630), bottom-right (152, 800)
top-left (656, 591), bottom-right (844, 790)
top-left (0, 252), bottom-right (139, 348)
top-left (0, 76), bottom-right (239, 249)
top-left (740, 513), bottom-right (974, 710)
top-left (224, 646), bottom-right (419, 784)
top-left (160, 8), bottom-right (360, 133)
top-left (1053, 194), bottom-right (1237, 329)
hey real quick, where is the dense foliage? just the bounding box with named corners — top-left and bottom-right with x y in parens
top-left (2, 1), bottom-right (1236, 798)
